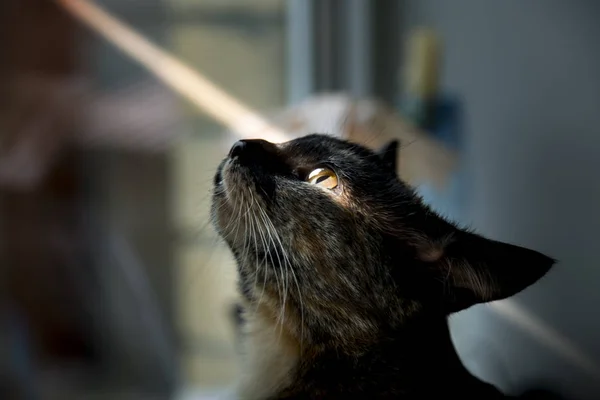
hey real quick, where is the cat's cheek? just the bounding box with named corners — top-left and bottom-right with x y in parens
top-left (334, 190), bottom-right (354, 209)
top-left (311, 184), bottom-right (354, 210)
top-left (212, 197), bottom-right (245, 247)
top-left (295, 184), bottom-right (350, 211)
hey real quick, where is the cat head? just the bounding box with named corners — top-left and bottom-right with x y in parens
top-left (211, 134), bottom-right (554, 348)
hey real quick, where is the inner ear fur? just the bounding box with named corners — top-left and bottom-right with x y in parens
top-left (418, 228), bottom-right (555, 312)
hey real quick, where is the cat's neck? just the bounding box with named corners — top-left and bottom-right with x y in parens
top-left (236, 310), bottom-right (504, 399)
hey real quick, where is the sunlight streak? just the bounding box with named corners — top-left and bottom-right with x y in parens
top-left (56, 0), bottom-right (289, 143)
top-left (490, 299), bottom-right (600, 381)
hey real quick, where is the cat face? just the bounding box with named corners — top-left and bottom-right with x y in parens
top-left (212, 134), bottom-right (554, 348)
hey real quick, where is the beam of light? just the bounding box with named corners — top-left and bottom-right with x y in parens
top-left (490, 299), bottom-right (600, 381)
top-left (56, 0), bottom-right (289, 144)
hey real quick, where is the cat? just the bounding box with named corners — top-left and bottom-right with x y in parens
top-left (211, 134), bottom-right (558, 399)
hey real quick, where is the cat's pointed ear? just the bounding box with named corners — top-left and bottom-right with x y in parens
top-left (376, 140), bottom-right (399, 172)
top-left (419, 228), bottom-right (555, 312)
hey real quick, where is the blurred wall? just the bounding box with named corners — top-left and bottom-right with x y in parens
top-left (84, 0), bottom-right (177, 392)
top-left (0, 0), bottom-right (96, 366)
top-left (400, 1), bottom-right (600, 399)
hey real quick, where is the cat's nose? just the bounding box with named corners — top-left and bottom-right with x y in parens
top-left (228, 139), bottom-right (278, 160)
top-left (229, 140), bottom-right (247, 158)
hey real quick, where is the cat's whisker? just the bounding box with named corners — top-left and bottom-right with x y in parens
top-left (251, 195), bottom-right (304, 348)
top-left (228, 189), bottom-right (249, 238)
top-left (256, 214), bottom-right (285, 325)
top-left (276, 230), bottom-right (305, 351)
top-left (230, 187), bottom-right (263, 323)
top-left (218, 184), bottom-right (241, 238)
top-left (259, 210), bottom-right (290, 342)
top-left (250, 200), bottom-right (276, 320)
top-left (230, 190), bottom-right (246, 248)
top-left (265, 213), bottom-right (291, 322)
top-left (256, 204), bottom-right (287, 338)
top-left (189, 188), bottom-right (227, 238)
top-left (246, 192), bottom-right (263, 308)
top-left (237, 189), bottom-right (254, 274)
top-left (258, 206), bottom-right (301, 344)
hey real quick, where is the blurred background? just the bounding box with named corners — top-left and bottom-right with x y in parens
top-left (1, 0), bottom-right (599, 399)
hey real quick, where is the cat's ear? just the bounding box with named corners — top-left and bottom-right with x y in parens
top-left (419, 228), bottom-right (555, 312)
top-left (376, 140), bottom-right (399, 173)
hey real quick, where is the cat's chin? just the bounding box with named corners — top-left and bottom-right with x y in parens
top-left (219, 159), bottom-right (254, 201)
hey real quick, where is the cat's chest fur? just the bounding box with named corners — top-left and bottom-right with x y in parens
top-left (234, 307), bottom-right (506, 400)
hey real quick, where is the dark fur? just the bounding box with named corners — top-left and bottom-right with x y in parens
top-left (212, 134), bottom-right (556, 399)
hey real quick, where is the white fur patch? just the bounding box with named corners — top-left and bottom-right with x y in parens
top-left (235, 305), bottom-right (300, 400)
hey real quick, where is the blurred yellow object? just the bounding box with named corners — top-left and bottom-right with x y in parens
top-left (403, 27), bottom-right (441, 101)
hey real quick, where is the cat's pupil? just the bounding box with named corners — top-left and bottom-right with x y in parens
top-left (316, 175), bottom-right (329, 184)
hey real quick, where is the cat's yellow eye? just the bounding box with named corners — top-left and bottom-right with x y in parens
top-left (307, 167), bottom-right (339, 190)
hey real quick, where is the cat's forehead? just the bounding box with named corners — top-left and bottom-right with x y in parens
top-left (282, 134), bottom-right (373, 165)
